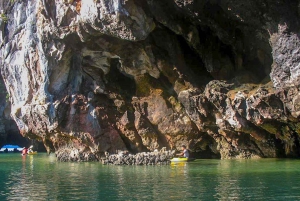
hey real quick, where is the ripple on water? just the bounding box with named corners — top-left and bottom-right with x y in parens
top-left (1, 155), bottom-right (300, 200)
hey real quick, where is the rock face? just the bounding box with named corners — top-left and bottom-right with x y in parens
top-left (0, 74), bottom-right (45, 150)
top-left (101, 149), bottom-right (175, 165)
top-left (0, 75), bottom-right (8, 145)
top-left (0, 74), bottom-right (30, 148)
top-left (1, 0), bottom-right (300, 160)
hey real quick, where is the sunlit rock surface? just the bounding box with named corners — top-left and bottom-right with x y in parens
top-left (101, 149), bottom-right (175, 165)
top-left (1, 0), bottom-right (300, 160)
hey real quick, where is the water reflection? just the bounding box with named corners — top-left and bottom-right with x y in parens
top-left (1, 155), bottom-right (205, 200)
top-left (3, 154), bottom-right (101, 200)
top-left (1, 155), bottom-right (300, 200)
top-left (214, 160), bottom-right (243, 200)
top-left (213, 159), bottom-right (299, 200)
top-left (103, 163), bottom-right (196, 200)
top-left (6, 155), bottom-right (44, 200)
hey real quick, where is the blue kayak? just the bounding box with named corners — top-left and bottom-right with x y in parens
top-left (0, 145), bottom-right (23, 152)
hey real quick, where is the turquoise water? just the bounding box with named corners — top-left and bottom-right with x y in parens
top-left (1, 154), bottom-right (300, 200)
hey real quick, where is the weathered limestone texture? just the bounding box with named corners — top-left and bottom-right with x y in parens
top-left (101, 149), bottom-right (175, 165)
top-left (1, 0), bottom-right (300, 161)
top-left (0, 74), bottom-right (46, 149)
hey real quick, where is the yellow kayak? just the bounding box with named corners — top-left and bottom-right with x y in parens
top-left (27, 151), bottom-right (38, 155)
top-left (170, 158), bottom-right (195, 162)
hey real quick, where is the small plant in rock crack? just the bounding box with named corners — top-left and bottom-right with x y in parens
top-left (0, 13), bottom-right (8, 23)
top-left (5, 93), bottom-right (10, 102)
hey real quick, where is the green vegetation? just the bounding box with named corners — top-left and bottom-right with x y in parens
top-left (168, 96), bottom-right (182, 112)
top-left (0, 13), bottom-right (8, 23)
top-left (0, 0), bottom-right (17, 23)
top-left (5, 93), bottom-right (9, 102)
top-left (0, 80), bottom-right (9, 102)
top-left (135, 74), bottom-right (154, 97)
top-left (260, 123), bottom-right (279, 135)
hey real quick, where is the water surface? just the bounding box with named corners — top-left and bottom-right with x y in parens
top-left (0, 153), bottom-right (300, 200)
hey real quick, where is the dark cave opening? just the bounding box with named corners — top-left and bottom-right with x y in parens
top-left (176, 33), bottom-right (214, 87)
top-left (106, 58), bottom-right (136, 101)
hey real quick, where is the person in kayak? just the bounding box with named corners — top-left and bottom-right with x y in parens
top-left (22, 147), bottom-right (28, 156)
top-left (177, 145), bottom-right (189, 158)
top-left (28, 145), bottom-right (34, 153)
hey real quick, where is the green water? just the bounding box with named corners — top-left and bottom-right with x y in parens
top-left (1, 154), bottom-right (300, 200)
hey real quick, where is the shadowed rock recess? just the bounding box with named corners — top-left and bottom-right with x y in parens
top-left (0, 74), bottom-right (46, 150)
top-left (1, 0), bottom-right (300, 161)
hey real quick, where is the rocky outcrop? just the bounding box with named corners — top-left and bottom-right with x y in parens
top-left (101, 149), bottom-right (175, 165)
top-left (1, 0), bottom-right (300, 160)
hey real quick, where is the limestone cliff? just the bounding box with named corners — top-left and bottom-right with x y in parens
top-left (0, 75), bottom-right (8, 144)
top-left (1, 0), bottom-right (300, 160)
top-left (0, 74), bottom-right (31, 148)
